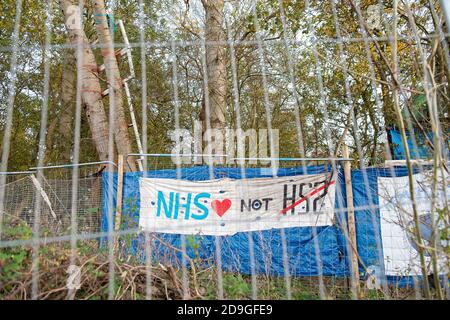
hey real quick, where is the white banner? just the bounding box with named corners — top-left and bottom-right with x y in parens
top-left (378, 171), bottom-right (449, 276)
top-left (139, 172), bottom-right (337, 235)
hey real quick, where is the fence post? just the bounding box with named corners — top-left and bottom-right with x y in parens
top-left (342, 145), bottom-right (361, 298)
top-left (114, 154), bottom-right (124, 232)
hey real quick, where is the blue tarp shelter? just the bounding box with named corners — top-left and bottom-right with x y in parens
top-left (388, 129), bottom-right (449, 160)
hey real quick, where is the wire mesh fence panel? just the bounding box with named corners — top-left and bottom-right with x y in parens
top-left (0, 166), bottom-right (104, 237)
top-left (0, 0), bottom-right (449, 300)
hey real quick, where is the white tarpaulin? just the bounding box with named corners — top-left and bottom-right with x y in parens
top-left (139, 172), bottom-right (337, 235)
top-left (378, 171), bottom-right (449, 276)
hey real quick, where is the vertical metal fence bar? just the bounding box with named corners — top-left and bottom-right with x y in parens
top-left (305, 0), bottom-right (349, 300)
top-left (403, 0), bottom-right (447, 300)
top-left (66, 0), bottom-right (85, 302)
top-left (375, 0), bottom-right (422, 299)
top-left (251, 0), bottom-right (291, 299)
top-left (200, 37), bottom-right (225, 300)
top-left (31, 0), bottom-right (53, 300)
top-left (277, 0), bottom-right (327, 299)
top-left (170, 39), bottom-right (190, 299)
top-left (0, 0), bottom-right (23, 239)
top-left (350, 0), bottom-right (400, 299)
top-left (389, 0), bottom-right (427, 298)
top-left (138, 0), bottom-right (152, 301)
top-left (106, 0), bottom-right (118, 300)
top-left (224, 7), bottom-right (258, 300)
top-left (330, 0), bottom-right (391, 299)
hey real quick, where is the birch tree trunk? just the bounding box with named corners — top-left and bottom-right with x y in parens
top-left (91, 0), bottom-right (137, 171)
top-left (60, 0), bottom-right (109, 161)
top-left (201, 0), bottom-right (227, 141)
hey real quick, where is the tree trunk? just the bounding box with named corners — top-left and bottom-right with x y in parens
top-left (201, 0), bottom-right (227, 142)
top-left (91, 0), bottom-right (137, 171)
top-left (60, 0), bottom-right (110, 162)
top-left (58, 45), bottom-right (76, 162)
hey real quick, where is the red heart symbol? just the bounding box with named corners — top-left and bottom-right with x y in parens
top-left (211, 199), bottom-right (232, 217)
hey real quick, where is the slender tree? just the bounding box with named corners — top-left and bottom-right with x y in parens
top-left (91, 0), bottom-right (137, 171)
top-left (58, 46), bottom-right (76, 162)
top-left (60, 0), bottom-right (110, 162)
top-left (201, 0), bottom-right (227, 148)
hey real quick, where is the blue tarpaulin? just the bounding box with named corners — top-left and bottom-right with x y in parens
top-left (100, 165), bottom-right (423, 285)
top-left (388, 129), bottom-right (449, 160)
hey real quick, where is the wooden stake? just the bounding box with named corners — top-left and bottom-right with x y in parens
top-left (114, 154), bottom-right (124, 232)
top-left (342, 145), bottom-right (361, 298)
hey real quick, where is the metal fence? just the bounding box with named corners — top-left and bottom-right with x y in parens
top-left (0, 162), bottom-right (111, 238)
top-left (0, 0), bottom-right (449, 300)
